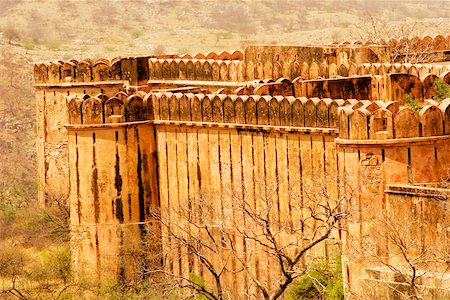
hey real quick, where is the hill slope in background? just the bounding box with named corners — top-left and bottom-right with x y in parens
top-left (0, 0), bottom-right (448, 205)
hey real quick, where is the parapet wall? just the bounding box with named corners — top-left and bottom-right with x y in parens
top-left (339, 99), bottom-right (450, 140)
top-left (67, 92), bottom-right (366, 130)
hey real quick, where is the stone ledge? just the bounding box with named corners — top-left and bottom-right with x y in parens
top-left (66, 120), bottom-right (339, 135)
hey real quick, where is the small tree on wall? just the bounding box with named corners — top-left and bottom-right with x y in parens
top-left (147, 176), bottom-right (355, 300)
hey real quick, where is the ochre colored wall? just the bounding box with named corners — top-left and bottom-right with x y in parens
top-left (155, 123), bottom-right (338, 297)
top-left (35, 83), bottom-right (126, 206)
top-left (68, 123), bottom-right (159, 281)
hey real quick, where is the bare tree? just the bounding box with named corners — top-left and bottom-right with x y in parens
top-left (349, 205), bottom-right (449, 300)
top-left (352, 15), bottom-right (445, 63)
top-left (148, 175), bottom-right (354, 300)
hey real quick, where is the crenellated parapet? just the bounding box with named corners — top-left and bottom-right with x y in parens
top-left (339, 99), bottom-right (450, 140)
top-left (67, 92), bottom-right (377, 130)
top-left (148, 58), bottom-right (245, 82)
top-left (34, 50), bottom-right (244, 85)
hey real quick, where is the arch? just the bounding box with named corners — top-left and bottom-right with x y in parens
top-left (419, 105), bottom-right (443, 137)
top-left (67, 96), bottom-right (84, 124)
top-left (76, 61), bottom-right (92, 82)
top-left (223, 96), bottom-right (235, 123)
top-left (268, 96), bottom-right (280, 126)
top-left (369, 108), bottom-right (393, 139)
top-left (244, 96), bottom-right (257, 124)
top-left (394, 107), bottom-right (420, 138)
top-left (104, 97), bottom-right (125, 123)
top-left (92, 60), bottom-right (111, 81)
top-left (82, 97), bottom-right (103, 124)
top-left (234, 96), bottom-right (246, 123)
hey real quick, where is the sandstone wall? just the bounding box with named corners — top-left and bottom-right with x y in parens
top-left (67, 123), bottom-right (159, 281)
top-left (336, 103), bottom-right (450, 299)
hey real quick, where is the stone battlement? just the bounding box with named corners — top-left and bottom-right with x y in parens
top-left (339, 99), bottom-right (450, 140)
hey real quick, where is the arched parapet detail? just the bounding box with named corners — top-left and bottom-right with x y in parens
top-left (49, 61), bottom-right (62, 83)
top-left (439, 101), bottom-right (450, 134)
top-left (234, 96), bottom-right (245, 123)
top-left (169, 59), bottom-right (179, 80)
top-left (151, 59), bottom-right (162, 79)
top-left (245, 60), bottom-right (255, 81)
top-left (440, 71), bottom-right (450, 85)
top-left (219, 61), bottom-right (229, 81)
top-left (291, 60), bottom-right (301, 80)
top-left (418, 64), bottom-right (431, 78)
top-left (349, 108), bottom-right (370, 139)
top-left (206, 51), bottom-right (219, 60)
top-left (361, 101), bottom-right (380, 113)
top-left (228, 61), bottom-right (238, 81)
top-left (338, 106), bottom-right (353, 139)
top-left (82, 97), bottom-right (103, 124)
top-left (104, 97), bottom-right (125, 123)
top-left (168, 93), bottom-right (181, 120)
top-left (388, 73), bottom-right (423, 103)
top-left (223, 95), bottom-right (235, 123)
top-left (369, 63), bottom-right (381, 75)
top-left (316, 98), bottom-right (330, 128)
top-left (256, 95), bottom-right (269, 125)
top-left (34, 63), bottom-right (49, 83)
top-left (433, 34), bottom-right (446, 50)
top-left (379, 63), bottom-right (391, 75)
top-left (268, 96), bottom-right (280, 126)
top-left (67, 95), bottom-right (85, 124)
top-left (110, 57), bottom-right (121, 80)
top-left (201, 94), bottom-right (213, 122)
top-left (191, 94), bottom-right (203, 122)
top-left (290, 97), bottom-right (305, 127)
top-left (263, 60), bottom-right (273, 79)
top-left (61, 61), bottom-right (76, 82)
top-left (244, 95), bottom-right (257, 124)
top-left (348, 63), bottom-right (357, 77)
top-left (161, 59), bottom-right (170, 79)
top-left (158, 93), bottom-right (171, 120)
top-left (382, 101), bottom-right (400, 114)
top-left (177, 59), bottom-right (186, 80)
top-left (92, 59), bottom-right (111, 81)
top-left (125, 95), bottom-right (146, 122)
top-left (218, 51), bottom-right (230, 60)
top-left (430, 65), bottom-right (443, 77)
top-left (421, 73), bottom-right (439, 99)
top-left (409, 65), bottom-right (419, 77)
top-left (304, 98), bottom-right (318, 127)
top-left (114, 91), bottom-right (129, 102)
top-left (369, 108), bottom-right (393, 139)
top-left (180, 53), bottom-right (192, 59)
top-left (177, 93), bottom-right (191, 121)
top-left (320, 62), bottom-right (328, 79)
top-left (143, 93), bottom-right (156, 120)
top-left (357, 63), bottom-right (370, 76)
top-left (186, 59), bottom-right (195, 80)
top-left (338, 64), bottom-right (349, 77)
top-left (300, 61), bottom-right (309, 80)
top-left (193, 59), bottom-right (203, 80)
top-left (328, 100), bottom-right (339, 128)
top-left (273, 61), bottom-right (283, 80)
top-left (236, 61), bottom-right (245, 82)
top-left (76, 61), bottom-right (92, 82)
top-left (394, 107), bottom-right (420, 138)
top-left (193, 53), bottom-right (206, 60)
top-left (328, 63), bottom-right (338, 78)
top-left (278, 96), bottom-right (291, 126)
top-left (230, 50), bottom-right (243, 60)
top-left (419, 105), bottom-right (443, 137)
top-left (211, 94), bottom-right (225, 122)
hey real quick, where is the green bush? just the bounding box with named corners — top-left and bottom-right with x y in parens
top-left (285, 255), bottom-right (344, 300)
top-left (433, 78), bottom-right (450, 102)
top-left (405, 93), bottom-right (423, 114)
